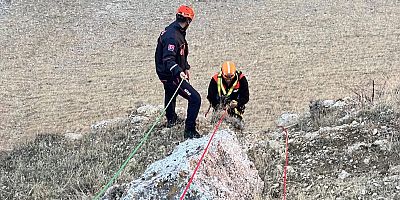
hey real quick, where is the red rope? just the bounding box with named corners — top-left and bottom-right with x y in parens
top-left (180, 110), bottom-right (228, 200)
top-left (279, 126), bottom-right (290, 200)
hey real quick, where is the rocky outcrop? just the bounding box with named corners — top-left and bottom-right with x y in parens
top-left (98, 99), bottom-right (399, 200)
top-left (248, 98), bottom-right (400, 199)
top-left (104, 130), bottom-right (263, 199)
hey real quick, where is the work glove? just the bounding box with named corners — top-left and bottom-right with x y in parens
top-left (230, 100), bottom-right (238, 108)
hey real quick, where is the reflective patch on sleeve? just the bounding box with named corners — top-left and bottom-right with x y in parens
top-left (170, 64), bottom-right (178, 71)
top-left (168, 44), bottom-right (175, 51)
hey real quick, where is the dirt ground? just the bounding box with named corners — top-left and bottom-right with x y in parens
top-left (1, 0), bottom-right (399, 150)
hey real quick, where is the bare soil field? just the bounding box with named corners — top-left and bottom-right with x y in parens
top-left (1, 0), bottom-right (399, 150)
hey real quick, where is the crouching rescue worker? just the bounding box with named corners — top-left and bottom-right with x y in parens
top-left (207, 61), bottom-right (249, 129)
top-left (155, 5), bottom-right (201, 139)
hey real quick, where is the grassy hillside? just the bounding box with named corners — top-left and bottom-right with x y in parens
top-left (1, 93), bottom-right (399, 199)
top-left (1, 0), bottom-right (399, 150)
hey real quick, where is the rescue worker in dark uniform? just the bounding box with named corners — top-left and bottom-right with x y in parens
top-left (155, 5), bottom-right (201, 139)
top-left (207, 61), bottom-right (249, 126)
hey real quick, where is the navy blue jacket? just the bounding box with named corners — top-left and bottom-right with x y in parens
top-left (155, 21), bottom-right (190, 80)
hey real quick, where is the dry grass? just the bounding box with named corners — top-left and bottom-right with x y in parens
top-left (0, 124), bottom-right (138, 199)
top-left (1, 97), bottom-right (398, 199)
top-left (1, 0), bottom-right (399, 148)
top-left (244, 78), bottom-right (400, 199)
top-left (0, 111), bottom-right (189, 199)
top-left (1, 2), bottom-right (399, 199)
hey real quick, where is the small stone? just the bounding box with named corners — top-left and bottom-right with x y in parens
top-left (338, 170), bottom-right (351, 179)
top-left (360, 189), bottom-right (367, 195)
top-left (65, 132), bottom-right (83, 141)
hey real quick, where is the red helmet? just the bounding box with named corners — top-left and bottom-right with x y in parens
top-left (177, 5), bottom-right (195, 20)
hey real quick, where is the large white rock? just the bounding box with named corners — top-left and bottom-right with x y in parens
top-left (136, 105), bottom-right (163, 116)
top-left (106, 130), bottom-right (263, 199)
top-left (277, 112), bottom-right (299, 128)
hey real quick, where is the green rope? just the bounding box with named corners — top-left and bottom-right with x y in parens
top-left (93, 79), bottom-right (185, 200)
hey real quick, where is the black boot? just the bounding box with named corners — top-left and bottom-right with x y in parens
top-left (167, 118), bottom-right (176, 128)
top-left (184, 129), bottom-right (201, 139)
top-left (167, 114), bottom-right (184, 128)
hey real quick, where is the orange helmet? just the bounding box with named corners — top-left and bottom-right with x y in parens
top-left (177, 5), bottom-right (195, 20)
top-left (221, 61), bottom-right (237, 80)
